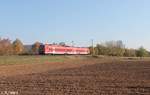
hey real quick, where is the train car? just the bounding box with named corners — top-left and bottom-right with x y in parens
top-left (39, 44), bottom-right (90, 55)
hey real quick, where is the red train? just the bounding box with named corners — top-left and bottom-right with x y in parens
top-left (39, 44), bottom-right (90, 55)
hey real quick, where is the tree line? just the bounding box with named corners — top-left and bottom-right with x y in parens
top-left (0, 38), bottom-right (149, 57)
top-left (0, 38), bottom-right (41, 55)
top-left (90, 40), bottom-right (150, 57)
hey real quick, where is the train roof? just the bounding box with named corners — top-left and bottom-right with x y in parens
top-left (44, 44), bottom-right (89, 48)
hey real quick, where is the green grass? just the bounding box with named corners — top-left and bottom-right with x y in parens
top-left (0, 55), bottom-right (67, 65)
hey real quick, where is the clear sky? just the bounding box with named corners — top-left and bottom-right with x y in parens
top-left (0, 0), bottom-right (150, 50)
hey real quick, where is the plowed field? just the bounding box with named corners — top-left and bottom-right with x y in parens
top-left (0, 56), bottom-right (150, 95)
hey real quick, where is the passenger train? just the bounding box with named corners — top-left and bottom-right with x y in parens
top-left (39, 44), bottom-right (90, 55)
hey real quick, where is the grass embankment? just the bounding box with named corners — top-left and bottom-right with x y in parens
top-left (1, 55), bottom-right (150, 65)
top-left (0, 55), bottom-right (67, 65)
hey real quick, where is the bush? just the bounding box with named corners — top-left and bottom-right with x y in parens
top-left (136, 47), bottom-right (149, 57)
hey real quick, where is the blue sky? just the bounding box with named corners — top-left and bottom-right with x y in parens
top-left (0, 0), bottom-right (150, 50)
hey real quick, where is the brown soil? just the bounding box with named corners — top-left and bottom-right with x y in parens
top-left (0, 57), bottom-right (150, 95)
